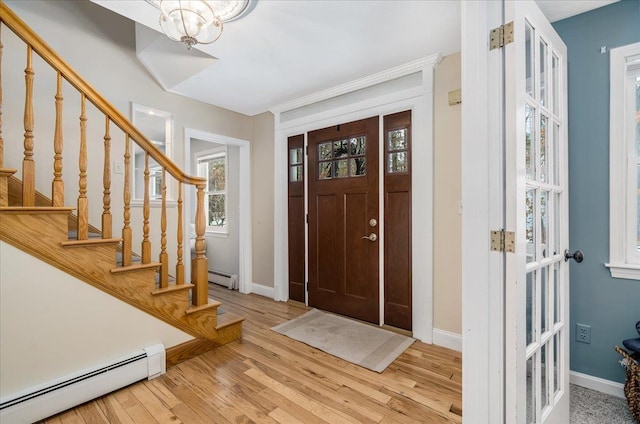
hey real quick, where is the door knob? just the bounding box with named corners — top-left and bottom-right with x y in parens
top-left (362, 233), bottom-right (377, 242)
top-left (564, 249), bottom-right (584, 263)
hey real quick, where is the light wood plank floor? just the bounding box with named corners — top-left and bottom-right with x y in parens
top-left (43, 285), bottom-right (462, 423)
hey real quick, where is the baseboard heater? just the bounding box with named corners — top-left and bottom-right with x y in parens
top-left (0, 344), bottom-right (165, 423)
top-left (208, 270), bottom-right (238, 289)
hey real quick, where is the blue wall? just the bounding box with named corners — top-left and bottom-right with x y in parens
top-left (553, 0), bottom-right (640, 384)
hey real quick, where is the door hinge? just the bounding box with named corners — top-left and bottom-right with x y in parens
top-left (490, 21), bottom-right (514, 50)
top-left (490, 230), bottom-right (515, 253)
top-left (305, 282), bottom-right (308, 292)
top-left (305, 145), bottom-right (309, 155)
top-left (306, 213), bottom-right (308, 224)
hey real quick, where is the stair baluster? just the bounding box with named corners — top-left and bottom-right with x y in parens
top-left (159, 167), bottom-right (168, 288)
top-left (192, 184), bottom-right (208, 306)
top-left (77, 94), bottom-right (88, 240)
top-left (102, 117), bottom-right (112, 238)
top-left (176, 182), bottom-right (184, 285)
top-left (122, 135), bottom-right (132, 266)
top-left (0, 25), bottom-right (12, 208)
top-left (52, 72), bottom-right (64, 207)
top-left (22, 45), bottom-right (35, 207)
top-left (141, 151), bottom-right (151, 263)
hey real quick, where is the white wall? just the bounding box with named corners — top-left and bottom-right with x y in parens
top-left (0, 241), bottom-right (192, 396)
top-left (190, 139), bottom-right (240, 276)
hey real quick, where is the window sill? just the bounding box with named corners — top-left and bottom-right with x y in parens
top-left (605, 262), bottom-right (640, 280)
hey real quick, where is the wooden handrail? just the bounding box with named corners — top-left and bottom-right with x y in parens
top-left (0, 2), bottom-right (205, 188)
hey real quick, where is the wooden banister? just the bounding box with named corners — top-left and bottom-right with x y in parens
top-left (0, 2), bottom-right (204, 188)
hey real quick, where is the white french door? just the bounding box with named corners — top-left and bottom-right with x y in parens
top-left (504, 2), bottom-right (570, 423)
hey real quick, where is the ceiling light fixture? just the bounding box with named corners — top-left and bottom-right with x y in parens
top-left (157, 0), bottom-right (251, 50)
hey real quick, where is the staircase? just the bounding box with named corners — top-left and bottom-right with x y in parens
top-left (0, 1), bottom-right (243, 366)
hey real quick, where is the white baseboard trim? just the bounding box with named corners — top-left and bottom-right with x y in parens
top-left (570, 370), bottom-right (625, 399)
top-left (251, 283), bottom-right (274, 299)
top-left (432, 328), bottom-right (462, 352)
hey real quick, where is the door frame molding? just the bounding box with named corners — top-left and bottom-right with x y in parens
top-left (183, 128), bottom-right (253, 294)
top-left (461, 1), bottom-right (506, 422)
top-left (270, 54), bottom-right (441, 343)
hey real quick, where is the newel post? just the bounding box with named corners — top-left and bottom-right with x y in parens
top-left (192, 184), bottom-right (208, 306)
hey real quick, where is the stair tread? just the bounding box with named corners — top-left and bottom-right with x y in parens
top-left (111, 262), bottom-right (161, 274)
top-left (152, 283), bottom-right (194, 296)
top-left (185, 298), bottom-right (222, 315)
top-left (61, 237), bottom-right (122, 247)
top-left (0, 206), bottom-right (75, 213)
top-left (215, 309), bottom-right (245, 329)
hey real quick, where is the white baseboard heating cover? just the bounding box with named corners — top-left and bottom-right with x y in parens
top-left (209, 270), bottom-right (238, 290)
top-left (0, 344), bottom-right (165, 423)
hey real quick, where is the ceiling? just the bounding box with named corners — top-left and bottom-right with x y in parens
top-left (91, 0), bottom-right (618, 117)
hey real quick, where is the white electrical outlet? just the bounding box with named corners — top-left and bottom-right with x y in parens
top-left (113, 160), bottom-right (124, 175)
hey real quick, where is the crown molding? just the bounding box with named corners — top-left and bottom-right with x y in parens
top-left (270, 53), bottom-right (443, 115)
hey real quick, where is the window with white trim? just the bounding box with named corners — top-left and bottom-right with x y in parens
top-left (607, 42), bottom-right (640, 279)
top-left (197, 148), bottom-right (228, 233)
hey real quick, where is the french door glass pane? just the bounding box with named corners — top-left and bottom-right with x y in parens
top-left (527, 189), bottom-right (536, 263)
top-left (541, 266), bottom-right (548, 334)
top-left (554, 192), bottom-right (561, 256)
top-left (553, 123), bottom-right (560, 185)
top-left (526, 20), bottom-right (535, 97)
top-left (552, 54), bottom-right (559, 113)
top-left (541, 191), bottom-right (549, 258)
top-left (554, 261), bottom-right (561, 325)
top-left (553, 331), bottom-right (561, 396)
top-left (540, 39), bottom-right (548, 107)
top-left (540, 115), bottom-right (548, 183)
top-left (542, 342), bottom-right (550, 410)
top-left (527, 355), bottom-right (536, 424)
top-left (527, 270), bottom-right (536, 346)
top-left (526, 105), bottom-right (536, 180)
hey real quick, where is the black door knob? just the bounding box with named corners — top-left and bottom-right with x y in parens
top-left (564, 249), bottom-right (584, 263)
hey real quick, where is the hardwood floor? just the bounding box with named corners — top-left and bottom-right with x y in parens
top-left (43, 285), bottom-right (462, 423)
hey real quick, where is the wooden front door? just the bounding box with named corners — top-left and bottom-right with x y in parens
top-left (308, 116), bottom-right (379, 324)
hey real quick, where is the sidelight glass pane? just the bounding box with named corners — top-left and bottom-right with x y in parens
top-left (541, 266), bottom-right (548, 334)
top-left (350, 158), bottom-right (366, 176)
top-left (289, 165), bottom-right (302, 182)
top-left (526, 105), bottom-right (536, 180)
top-left (388, 129), bottom-right (408, 151)
top-left (334, 159), bottom-right (349, 178)
top-left (540, 115), bottom-right (548, 183)
top-left (637, 164), bottom-right (640, 252)
top-left (527, 355), bottom-right (536, 424)
top-left (388, 152), bottom-right (408, 173)
top-left (526, 189), bottom-right (536, 263)
top-left (541, 190), bottom-right (549, 258)
top-left (333, 139), bottom-right (349, 159)
top-left (319, 142), bottom-right (332, 160)
top-left (542, 342), bottom-right (550, 410)
top-left (289, 147), bottom-right (303, 165)
top-left (554, 261), bottom-right (561, 325)
top-left (540, 39), bottom-right (548, 106)
top-left (350, 136), bottom-right (366, 156)
top-left (319, 161), bottom-right (332, 179)
top-left (527, 270), bottom-right (536, 346)
top-left (525, 20), bottom-right (535, 97)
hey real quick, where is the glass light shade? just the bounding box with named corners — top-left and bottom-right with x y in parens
top-left (159, 0), bottom-right (224, 49)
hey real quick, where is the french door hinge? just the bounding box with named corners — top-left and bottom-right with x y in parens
top-left (490, 229), bottom-right (515, 253)
top-left (306, 213), bottom-right (308, 224)
top-left (490, 21), bottom-right (514, 50)
top-left (305, 145), bottom-right (309, 155)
